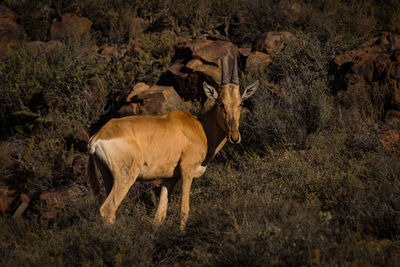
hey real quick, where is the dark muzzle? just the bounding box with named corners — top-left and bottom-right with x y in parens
top-left (229, 131), bottom-right (241, 144)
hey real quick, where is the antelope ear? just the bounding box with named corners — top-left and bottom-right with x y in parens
top-left (242, 80), bottom-right (259, 100)
top-left (203, 81), bottom-right (219, 100)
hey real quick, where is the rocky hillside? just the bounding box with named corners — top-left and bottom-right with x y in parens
top-left (0, 1), bottom-right (399, 265)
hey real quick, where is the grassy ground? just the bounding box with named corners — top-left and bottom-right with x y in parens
top-left (1, 0), bottom-right (400, 265)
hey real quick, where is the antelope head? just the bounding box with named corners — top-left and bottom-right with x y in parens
top-left (203, 56), bottom-right (259, 144)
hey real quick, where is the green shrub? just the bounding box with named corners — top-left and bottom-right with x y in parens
top-left (0, 40), bottom-right (108, 138)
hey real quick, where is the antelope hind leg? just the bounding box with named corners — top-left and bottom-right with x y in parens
top-left (153, 177), bottom-right (179, 226)
top-left (97, 141), bottom-right (143, 224)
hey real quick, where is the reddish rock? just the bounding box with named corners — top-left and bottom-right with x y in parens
top-left (0, 186), bottom-right (16, 214)
top-left (331, 33), bottom-right (400, 115)
top-left (175, 38), bottom-right (238, 65)
top-left (246, 51), bottom-right (272, 70)
top-left (126, 82), bottom-right (150, 102)
top-left (239, 47), bottom-right (252, 57)
top-left (50, 13), bottom-right (92, 40)
top-left (12, 193), bottom-right (30, 218)
top-left (381, 129), bottom-right (400, 152)
top-left (119, 84), bottom-right (184, 116)
top-left (192, 40), bottom-right (238, 65)
top-left (119, 103), bottom-right (141, 117)
top-left (390, 34), bottom-right (400, 50)
top-left (185, 59), bottom-right (221, 84)
top-left (72, 129), bottom-right (89, 152)
top-left (167, 38), bottom-right (240, 100)
top-left (252, 31), bottom-right (296, 54)
top-left (0, 6), bottom-right (25, 50)
top-left (0, 5), bottom-right (18, 21)
top-left (40, 184), bottom-right (89, 219)
top-left (99, 44), bottom-right (118, 58)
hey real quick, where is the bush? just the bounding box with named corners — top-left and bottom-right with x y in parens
top-left (237, 33), bottom-right (334, 153)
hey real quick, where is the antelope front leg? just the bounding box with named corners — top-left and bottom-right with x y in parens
top-left (180, 176), bottom-right (193, 231)
top-left (154, 178), bottom-right (178, 226)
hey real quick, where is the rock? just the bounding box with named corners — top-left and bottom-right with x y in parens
top-left (0, 185), bottom-right (30, 217)
top-left (252, 31), bottom-right (296, 54)
top-left (99, 44), bottom-right (118, 58)
top-left (50, 13), bottom-right (92, 40)
top-left (98, 44), bottom-right (127, 61)
top-left (0, 185), bottom-right (16, 214)
top-left (40, 184), bottom-right (89, 219)
top-left (185, 59), bottom-right (221, 84)
top-left (174, 38), bottom-right (238, 65)
top-left (331, 33), bottom-right (400, 116)
top-left (246, 51), bottom-right (272, 70)
top-left (166, 38), bottom-right (239, 100)
top-left (12, 193), bottom-right (30, 218)
top-left (192, 40), bottom-right (238, 65)
top-left (381, 129), bottom-right (400, 152)
top-left (239, 47), bottom-right (252, 57)
top-left (368, 32), bottom-right (400, 51)
top-left (118, 103), bottom-right (141, 117)
top-left (390, 34), bottom-right (400, 50)
top-left (0, 6), bottom-right (25, 50)
top-left (126, 82), bottom-right (150, 102)
top-left (72, 129), bottom-right (89, 152)
top-left (0, 5), bottom-right (18, 21)
top-left (119, 84), bottom-right (184, 116)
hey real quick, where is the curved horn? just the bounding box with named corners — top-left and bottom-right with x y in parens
top-left (231, 56), bottom-right (239, 85)
top-left (221, 56), bottom-right (230, 85)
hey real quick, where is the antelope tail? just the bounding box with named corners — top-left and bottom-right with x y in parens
top-left (86, 154), bottom-right (100, 199)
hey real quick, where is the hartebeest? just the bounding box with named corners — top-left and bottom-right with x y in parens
top-left (87, 56), bottom-right (259, 230)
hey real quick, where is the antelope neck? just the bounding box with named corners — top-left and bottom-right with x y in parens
top-left (199, 104), bottom-right (228, 166)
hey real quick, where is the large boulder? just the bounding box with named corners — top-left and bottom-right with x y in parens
top-left (165, 38), bottom-right (238, 100)
top-left (331, 32), bottom-right (400, 117)
top-left (118, 83), bottom-right (184, 116)
top-left (50, 13), bottom-right (92, 40)
top-left (0, 5), bottom-right (25, 50)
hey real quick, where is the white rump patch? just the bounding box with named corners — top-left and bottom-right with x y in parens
top-left (88, 139), bottom-right (123, 166)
